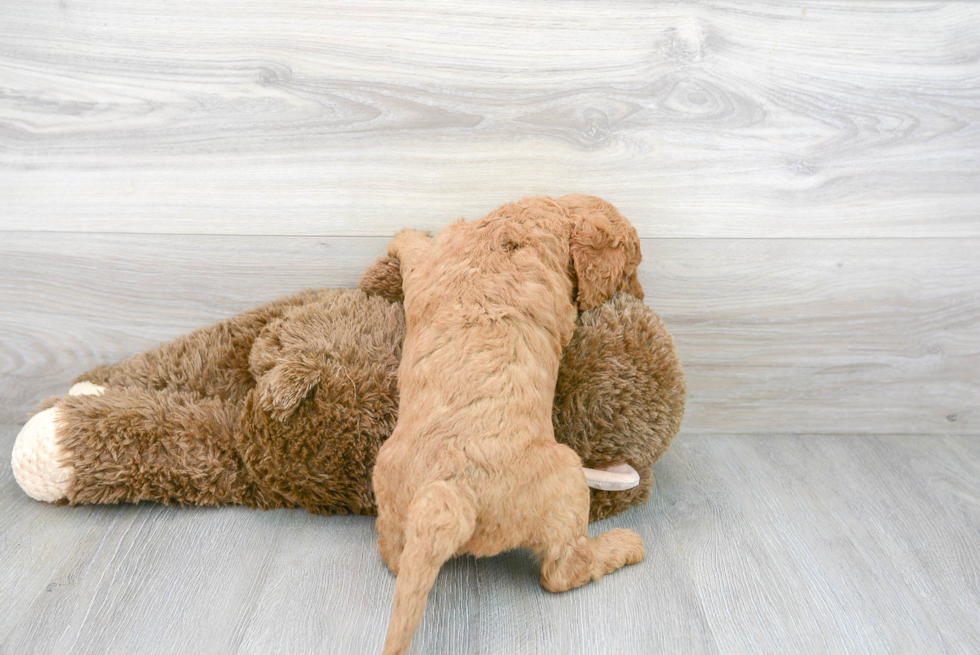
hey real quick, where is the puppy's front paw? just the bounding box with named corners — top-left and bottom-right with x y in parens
top-left (386, 228), bottom-right (431, 260)
top-left (11, 408), bottom-right (74, 502)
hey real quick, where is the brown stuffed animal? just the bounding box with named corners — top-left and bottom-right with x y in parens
top-left (11, 256), bottom-right (685, 522)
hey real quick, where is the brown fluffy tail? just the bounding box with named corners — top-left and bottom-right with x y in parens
top-left (381, 482), bottom-right (476, 655)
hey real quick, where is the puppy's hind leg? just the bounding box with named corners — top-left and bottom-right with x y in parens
top-left (381, 482), bottom-right (477, 655)
top-left (533, 450), bottom-right (645, 593)
top-left (538, 527), bottom-right (645, 593)
top-left (376, 512), bottom-right (406, 576)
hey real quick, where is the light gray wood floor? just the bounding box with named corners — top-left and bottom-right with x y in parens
top-left (3, 424), bottom-right (978, 654)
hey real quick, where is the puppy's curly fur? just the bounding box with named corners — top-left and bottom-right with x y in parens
top-left (374, 195), bottom-right (649, 655)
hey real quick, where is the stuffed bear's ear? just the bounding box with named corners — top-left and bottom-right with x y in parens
top-left (249, 317), bottom-right (319, 421)
top-left (570, 215), bottom-right (629, 311)
top-left (255, 360), bottom-right (325, 422)
top-left (358, 255), bottom-right (403, 303)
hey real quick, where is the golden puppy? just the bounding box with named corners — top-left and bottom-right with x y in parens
top-left (373, 194), bottom-right (646, 655)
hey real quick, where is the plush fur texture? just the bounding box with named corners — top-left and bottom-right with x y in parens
top-left (555, 292), bottom-right (685, 520)
top-left (40, 288), bottom-right (405, 515)
top-left (23, 201), bottom-right (683, 528)
top-left (373, 195), bottom-right (650, 655)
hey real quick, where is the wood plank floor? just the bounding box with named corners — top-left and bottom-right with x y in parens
top-left (3, 424), bottom-right (978, 654)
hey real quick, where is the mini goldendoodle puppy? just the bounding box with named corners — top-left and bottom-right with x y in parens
top-left (373, 194), bottom-right (647, 654)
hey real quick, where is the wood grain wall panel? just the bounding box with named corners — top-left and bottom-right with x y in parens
top-left (645, 238), bottom-right (980, 434)
top-left (0, 233), bottom-right (385, 420)
top-left (1, 1), bottom-right (978, 237)
top-left (2, 233), bottom-right (976, 432)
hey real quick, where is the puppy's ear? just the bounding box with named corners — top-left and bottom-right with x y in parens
top-left (358, 255), bottom-right (403, 304)
top-left (570, 215), bottom-right (628, 311)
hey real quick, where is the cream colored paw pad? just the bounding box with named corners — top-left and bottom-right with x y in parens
top-left (11, 408), bottom-right (74, 502)
top-left (583, 463), bottom-right (640, 491)
top-left (69, 382), bottom-right (106, 396)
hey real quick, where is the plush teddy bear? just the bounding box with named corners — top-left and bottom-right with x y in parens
top-left (11, 255), bottom-right (685, 522)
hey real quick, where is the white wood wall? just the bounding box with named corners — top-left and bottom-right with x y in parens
top-left (1, 0), bottom-right (978, 433)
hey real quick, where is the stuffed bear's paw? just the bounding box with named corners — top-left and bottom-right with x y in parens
top-left (11, 408), bottom-right (74, 502)
top-left (583, 463), bottom-right (640, 491)
top-left (358, 255), bottom-right (404, 304)
top-left (68, 382), bottom-right (106, 396)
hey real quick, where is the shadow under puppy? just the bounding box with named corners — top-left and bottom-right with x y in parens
top-left (374, 194), bottom-right (647, 655)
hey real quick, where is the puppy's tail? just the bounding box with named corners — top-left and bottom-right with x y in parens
top-left (381, 481), bottom-right (477, 655)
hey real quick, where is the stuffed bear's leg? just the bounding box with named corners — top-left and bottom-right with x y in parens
top-left (69, 290), bottom-right (321, 402)
top-left (11, 408), bottom-right (72, 502)
top-left (14, 387), bottom-right (273, 508)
